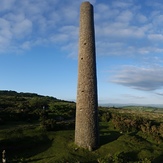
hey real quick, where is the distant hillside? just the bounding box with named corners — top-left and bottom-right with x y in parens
top-left (0, 90), bottom-right (75, 110)
top-left (0, 90), bottom-right (55, 98)
top-left (99, 103), bottom-right (163, 108)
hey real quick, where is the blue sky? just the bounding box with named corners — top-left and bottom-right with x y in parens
top-left (1, 0), bottom-right (163, 105)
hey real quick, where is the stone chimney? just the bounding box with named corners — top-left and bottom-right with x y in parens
top-left (75, 1), bottom-right (99, 150)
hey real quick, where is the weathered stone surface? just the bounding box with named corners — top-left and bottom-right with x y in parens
top-left (75, 1), bottom-right (99, 150)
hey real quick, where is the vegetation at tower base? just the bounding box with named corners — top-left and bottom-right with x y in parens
top-left (0, 90), bottom-right (163, 162)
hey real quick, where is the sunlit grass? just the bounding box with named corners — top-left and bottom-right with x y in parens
top-left (0, 118), bottom-right (163, 162)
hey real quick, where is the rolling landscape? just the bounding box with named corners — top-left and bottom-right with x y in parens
top-left (1, 0), bottom-right (163, 162)
top-left (0, 90), bottom-right (163, 163)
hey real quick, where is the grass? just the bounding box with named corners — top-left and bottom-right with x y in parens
top-left (28, 130), bottom-right (99, 163)
top-left (0, 121), bottom-right (163, 162)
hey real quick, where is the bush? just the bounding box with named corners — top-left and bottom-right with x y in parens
top-left (97, 152), bottom-right (133, 163)
top-left (40, 118), bottom-right (75, 131)
top-left (40, 119), bottom-right (56, 131)
top-left (101, 112), bottom-right (111, 122)
top-left (137, 149), bottom-right (153, 162)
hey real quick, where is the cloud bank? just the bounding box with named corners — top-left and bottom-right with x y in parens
top-left (0, 0), bottom-right (83, 53)
top-left (95, 0), bottom-right (163, 58)
top-left (110, 66), bottom-right (163, 91)
top-left (0, 0), bottom-right (163, 59)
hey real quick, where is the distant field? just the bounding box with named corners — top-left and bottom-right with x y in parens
top-left (119, 106), bottom-right (163, 122)
top-left (122, 105), bottom-right (163, 112)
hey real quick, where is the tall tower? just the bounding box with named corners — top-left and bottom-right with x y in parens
top-left (75, 1), bottom-right (99, 150)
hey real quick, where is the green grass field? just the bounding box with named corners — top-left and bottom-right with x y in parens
top-left (0, 120), bottom-right (163, 163)
top-left (1, 91), bottom-right (163, 162)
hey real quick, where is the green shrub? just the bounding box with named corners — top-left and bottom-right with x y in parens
top-left (101, 112), bottom-right (111, 122)
top-left (137, 149), bottom-right (153, 161)
top-left (40, 118), bottom-right (75, 131)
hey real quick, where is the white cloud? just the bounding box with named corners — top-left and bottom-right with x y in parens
top-left (116, 10), bottom-right (133, 22)
top-left (0, 0), bottom-right (15, 11)
top-left (50, 34), bottom-right (69, 43)
top-left (0, 18), bottom-right (10, 28)
top-left (112, 1), bottom-right (133, 8)
top-left (110, 66), bottom-right (163, 91)
top-left (96, 3), bottom-right (109, 13)
top-left (96, 22), bottom-right (145, 40)
top-left (0, 0), bottom-right (163, 60)
top-left (50, 25), bottom-right (78, 52)
top-left (148, 34), bottom-right (163, 41)
top-left (93, 0), bottom-right (163, 59)
top-left (59, 25), bottom-right (78, 38)
top-left (153, 15), bottom-right (163, 26)
top-left (60, 7), bottom-right (78, 23)
top-left (62, 42), bottom-right (78, 59)
top-left (96, 41), bottom-right (125, 56)
top-left (156, 92), bottom-right (163, 96)
top-left (148, 1), bottom-right (163, 10)
top-left (122, 94), bottom-right (145, 99)
top-left (12, 19), bottom-right (33, 38)
top-left (136, 14), bottom-right (147, 23)
top-left (21, 41), bottom-right (31, 50)
top-left (0, 0), bottom-right (81, 54)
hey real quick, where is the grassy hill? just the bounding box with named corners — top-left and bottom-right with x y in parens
top-left (0, 91), bottom-right (163, 162)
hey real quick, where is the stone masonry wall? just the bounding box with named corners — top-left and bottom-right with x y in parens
top-left (75, 1), bottom-right (99, 150)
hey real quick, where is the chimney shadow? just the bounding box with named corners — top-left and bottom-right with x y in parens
top-left (100, 131), bottom-right (121, 145)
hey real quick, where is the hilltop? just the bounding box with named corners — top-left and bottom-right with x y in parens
top-left (0, 90), bottom-right (74, 111)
